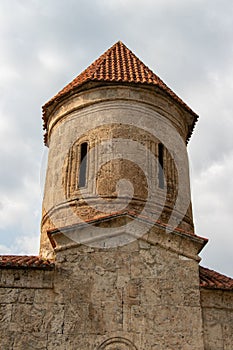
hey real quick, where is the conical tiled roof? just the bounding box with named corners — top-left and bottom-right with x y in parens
top-left (42, 41), bottom-right (198, 140)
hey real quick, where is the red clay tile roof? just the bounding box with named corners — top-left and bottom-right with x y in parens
top-left (42, 41), bottom-right (198, 142)
top-left (0, 255), bottom-right (54, 270)
top-left (200, 266), bottom-right (233, 290)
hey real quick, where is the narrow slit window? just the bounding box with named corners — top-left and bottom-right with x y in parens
top-left (79, 142), bottom-right (88, 188)
top-left (158, 143), bottom-right (164, 189)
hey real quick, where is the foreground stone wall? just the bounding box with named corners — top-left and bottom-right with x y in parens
top-left (0, 268), bottom-right (55, 349)
top-left (52, 239), bottom-right (205, 349)
top-left (201, 289), bottom-right (233, 350)
top-left (0, 227), bottom-right (206, 349)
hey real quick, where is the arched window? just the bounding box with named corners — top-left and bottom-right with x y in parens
top-left (79, 142), bottom-right (88, 188)
top-left (158, 143), bottom-right (164, 189)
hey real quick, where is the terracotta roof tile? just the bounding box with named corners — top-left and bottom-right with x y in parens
top-left (0, 255), bottom-right (55, 270)
top-left (199, 266), bottom-right (233, 290)
top-left (42, 41), bottom-right (198, 142)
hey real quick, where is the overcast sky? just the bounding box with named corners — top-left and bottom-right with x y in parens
top-left (0, 0), bottom-right (232, 277)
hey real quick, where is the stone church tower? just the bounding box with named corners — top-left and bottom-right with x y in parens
top-left (41, 40), bottom-right (197, 258)
top-left (0, 41), bottom-right (232, 350)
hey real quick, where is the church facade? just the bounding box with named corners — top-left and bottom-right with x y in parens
top-left (0, 41), bottom-right (232, 350)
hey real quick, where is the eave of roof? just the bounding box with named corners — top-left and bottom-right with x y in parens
top-left (42, 41), bottom-right (198, 143)
top-left (0, 255), bottom-right (55, 270)
top-left (47, 210), bottom-right (198, 236)
top-left (47, 210), bottom-right (208, 252)
top-left (199, 266), bottom-right (233, 290)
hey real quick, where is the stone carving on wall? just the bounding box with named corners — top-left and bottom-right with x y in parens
top-left (97, 337), bottom-right (138, 350)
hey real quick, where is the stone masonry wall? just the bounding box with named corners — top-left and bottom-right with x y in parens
top-left (201, 289), bottom-right (233, 350)
top-left (0, 268), bottom-right (55, 350)
top-left (1, 231), bottom-right (205, 350)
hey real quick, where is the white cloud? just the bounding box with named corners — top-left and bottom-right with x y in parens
top-left (0, 235), bottom-right (39, 256)
top-left (13, 234), bottom-right (40, 256)
top-left (191, 151), bottom-right (233, 277)
top-left (38, 50), bottom-right (65, 72)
